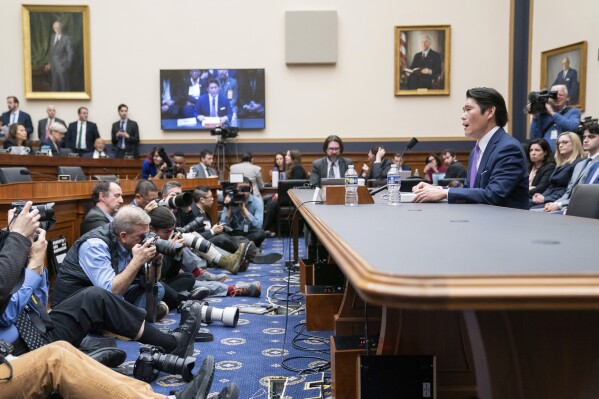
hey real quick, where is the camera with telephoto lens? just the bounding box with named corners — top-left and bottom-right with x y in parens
top-left (141, 232), bottom-right (184, 257)
top-left (527, 90), bottom-right (558, 114)
top-left (178, 300), bottom-right (240, 328)
top-left (224, 185), bottom-right (250, 205)
top-left (133, 345), bottom-right (196, 383)
top-left (176, 215), bottom-right (206, 234)
top-left (156, 192), bottom-right (194, 209)
top-left (11, 200), bottom-right (56, 233)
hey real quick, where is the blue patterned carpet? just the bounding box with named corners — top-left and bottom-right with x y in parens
top-left (117, 236), bottom-right (333, 399)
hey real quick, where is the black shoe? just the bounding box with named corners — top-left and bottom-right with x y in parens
top-left (217, 382), bottom-right (239, 399)
top-left (87, 347), bottom-right (127, 368)
top-left (175, 355), bottom-right (215, 399)
top-left (171, 301), bottom-right (202, 358)
top-left (252, 252), bottom-right (283, 264)
top-left (188, 287), bottom-right (210, 301)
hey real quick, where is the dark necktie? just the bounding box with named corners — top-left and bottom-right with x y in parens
top-left (119, 121), bottom-right (126, 149)
top-left (328, 162), bottom-right (335, 178)
top-left (14, 308), bottom-right (46, 351)
top-left (469, 144), bottom-right (480, 188)
top-left (211, 97), bottom-right (217, 117)
top-left (77, 123), bottom-right (84, 149)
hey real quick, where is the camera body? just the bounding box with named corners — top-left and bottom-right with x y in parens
top-left (133, 345), bottom-right (195, 382)
top-left (11, 200), bottom-right (56, 232)
top-left (575, 116), bottom-right (598, 136)
top-left (141, 231), bottom-right (184, 257)
top-left (210, 125), bottom-right (239, 139)
top-left (528, 90), bottom-right (558, 114)
top-left (176, 215), bottom-right (206, 234)
top-left (225, 185), bottom-right (250, 205)
top-left (0, 340), bottom-right (13, 357)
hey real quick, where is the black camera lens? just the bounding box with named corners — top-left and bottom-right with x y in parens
top-left (133, 346), bottom-right (196, 383)
top-left (179, 216), bottom-right (205, 234)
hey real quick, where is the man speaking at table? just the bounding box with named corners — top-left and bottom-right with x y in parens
top-left (413, 87), bottom-right (529, 209)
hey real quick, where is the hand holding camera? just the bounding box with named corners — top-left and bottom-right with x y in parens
top-left (8, 201), bottom-right (40, 239)
top-left (132, 236), bottom-right (158, 266)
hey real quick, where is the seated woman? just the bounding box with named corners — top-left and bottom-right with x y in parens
top-left (423, 153), bottom-right (447, 183)
top-left (531, 132), bottom-right (584, 207)
top-left (527, 138), bottom-right (555, 197)
top-left (264, 149), bottom-right (307, 236)
top-left (3, 123), bottom-right (32, 154)
top-left (142, 146), bottom-right (172, 179)
top-left (41, 122), bottom-right (67, 156)
top-left (269, 152), bottom-right (286, 182)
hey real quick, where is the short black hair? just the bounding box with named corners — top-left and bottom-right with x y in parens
top-left (92, 181), bottom-right (119, 203)
top-left (161, 180), bottom-right (182, 197)
top-left (241, 152), bottom-right (253, 162)
top-left (465, 87), bottom-right (509, 127)
top-left (173, 151), bottom-right (185, 158)
top-left (135, 179), bottom-right (158, 196)
top-left (587, 123), bottom-right (599, 135)
top-left (207, 78), bottom-right (219, 87)
top-left (193, 186), bottom-right (211, 202)
top-left (441, 148), bottom-right (456, 157)
top-left (148, 206), bottom-right (176, 230)
top-left (200, 149), bottom-right (213, 159)
top-left (118, 103), bottom-right (128, 111)
top-left (78, 106), bottom-right (88, 115)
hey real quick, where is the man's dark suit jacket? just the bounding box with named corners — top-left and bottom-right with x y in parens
top-left (80, 206), bottom-right (111, 235)
top-left (448, 128), bottom-right (530, 210)
top-left (364, 158), bottom-right (393, 180)
top-left (65, 121), bottom-right (100, 154)
top-left (407, 49), bottom-right (443, 89)
top-left (193, 93), bottom-right (233, 121)
top-left (1, 110), bottom-right (34, 137)
top-left (111, 119), bottom-right (140, 158)
top-left (37, 117), bottom-right (67, 140)
top-left (309, 156), bottom-right (353, 187)
top-left (553, 68), bottom-right (579, 104)
top-left (445, 160), bottom-right (467, 179)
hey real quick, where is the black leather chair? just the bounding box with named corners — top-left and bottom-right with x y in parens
top-left (566, 184), bottom-right (599, 219)
top-left (400, 177), bottom-right (424, 192)
top-left (92, 175), bottom-right (118, 182)
top-left (0, 167), bottom-right (32, 184)
top-left (57, 166), bottom-right (86, 181)
top-left (438, 177), bottom-right (466, 187)
top-left (276, 179), bottom-right (310, 236)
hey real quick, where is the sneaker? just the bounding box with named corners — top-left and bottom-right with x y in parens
top-left (217, 382), bottom-right (239, 399)
top-left (156, 301), bottom-right (169, 322)
top-left (170, 301), bottom-right (202, 358)
top-left (218, 242), bottom-right (246, 275)
top-left (196, 269), bottom-right (227, 282)
top-left (265, 230), bottom-right (276, 238)
top-left (252, 252), bottom-right (283, 265)
top-left (231, 281), bottom-right (261, 297)
top-left (175, 355), bottom-right (215, 399)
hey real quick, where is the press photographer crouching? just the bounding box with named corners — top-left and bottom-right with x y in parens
top-left (529, 84), bottom-right (581, 151)
top-left (220, 178), bottom-right (266, 248)
top-left (0, 203), bottom-right (228, 399)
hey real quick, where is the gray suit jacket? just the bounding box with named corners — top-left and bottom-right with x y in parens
top-left (190, 162), bottom-right (218, 178)
top-left (309, 156), bottom-right (353, 187)
top-left (80, 206), bottom-right (111, 235)
top-left (229, 162), bottom-right (264, 196)
top-left (558, 156), bottom-right (599, 207)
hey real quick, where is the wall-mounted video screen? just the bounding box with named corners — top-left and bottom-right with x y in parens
top-left (160, 68), bottom-right (265, 130)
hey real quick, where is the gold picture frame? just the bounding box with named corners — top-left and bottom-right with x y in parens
top-left (22, 4), bottom-right (91, 100)
top-left (541, 41), bottom-right (586, 111)
top-left (394, 25), bottom-right (450, 96)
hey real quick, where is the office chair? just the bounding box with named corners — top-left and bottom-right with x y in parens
top-left (0, 167), bottom-right (33, 184)
top-left (566, 184), bottom-right (599, 219)
top-left (57, 166), bottom-right (87, 181)
top-left (438, 177), bottom-right (465, 187)
top-left (276, 179), bottom-right (310, 237)
top-left (92, 175), bottom-right (119, 182)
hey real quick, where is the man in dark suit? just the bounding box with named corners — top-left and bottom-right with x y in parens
top-left (1, 96), bottom-right (34, 138)
top-left (405, 35), bottom-right (443, 90)
top-left (37, 104), bottom-right (66, 141)
top-left (44, 20), bottom-right (74, 92)
top-left (238, 69), bottom-right (265, 118)
top-left (64, 107), bottom-right (100, 156)
top-left (309, 135), bottom-right (353, 187)
top-left (552, 56), bottom-right (579, 105)
top-left (413, 87), bottom-right (529, 210)
top-left (111, 104), bottom-right (140, 158)
top-left (442, 149), bottom-right (467, 179)
top-left (193, 79), bottom-right (233, 125)
top-left (80, 181), bottom-right (124, 234)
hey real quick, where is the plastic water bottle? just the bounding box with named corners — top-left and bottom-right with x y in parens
top-left (387, 164), bottom-right (401, 205)
top-left (345, 165), bottom-right (359, 206)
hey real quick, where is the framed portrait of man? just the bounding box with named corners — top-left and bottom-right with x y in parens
top-left (395, 25), bottom-right (451, 96)
top-left (21, 5), bottom-right (91, 100)
top-left (541, 41), bottom-right (587, 112)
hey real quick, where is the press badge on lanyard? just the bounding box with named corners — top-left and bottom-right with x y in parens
top-left (550, 128), bottom-right (558, 140)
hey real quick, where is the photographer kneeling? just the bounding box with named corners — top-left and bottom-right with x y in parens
top-left (220, 178), bottom-right (266, 248)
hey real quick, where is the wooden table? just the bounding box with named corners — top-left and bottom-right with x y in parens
top-left (290, 188), bottom-right (599, 399)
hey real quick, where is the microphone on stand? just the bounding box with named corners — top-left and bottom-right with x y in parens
top-left (369, 137), bottom-right (419, 195)
top-left (20, 169), bottom-right (58, 181)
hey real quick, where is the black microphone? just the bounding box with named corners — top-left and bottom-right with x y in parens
top-left (20, 169), bottom-right (58, 181)
top-left (369, 137), bottom-right (419, 195)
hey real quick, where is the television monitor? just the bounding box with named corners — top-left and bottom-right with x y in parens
top-left (160, 68), bottom-right (265, 131)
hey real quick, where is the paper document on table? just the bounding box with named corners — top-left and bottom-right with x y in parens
top-left (177, 118), bottom-right (197, 127)
top-left (202, 117), bottom-right (221, 126)
top-left (401, 192), bottom-right (415, 202)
